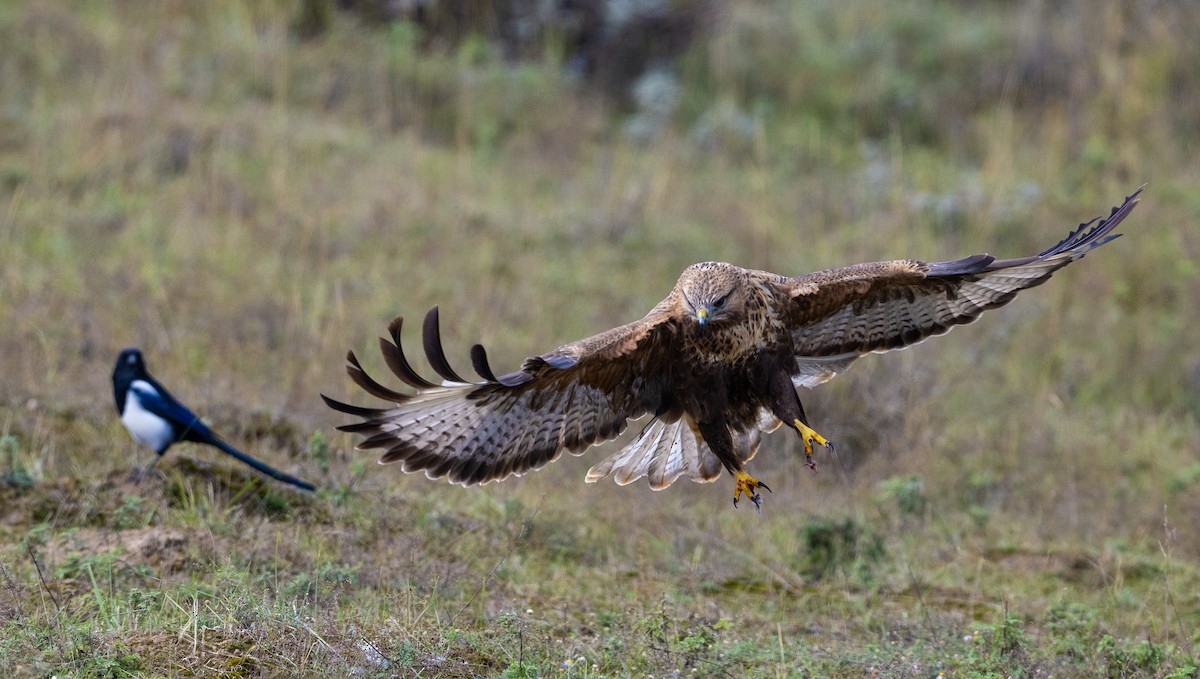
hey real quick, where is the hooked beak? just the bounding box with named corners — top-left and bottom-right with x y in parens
top-left (696, 306), bottom-right (710, 327)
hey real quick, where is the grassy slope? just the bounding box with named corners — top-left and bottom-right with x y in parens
top-left (1, 1), bottom-right (1199, 676)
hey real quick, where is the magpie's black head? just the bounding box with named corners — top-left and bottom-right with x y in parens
top-left (113, 348), bottom-right (148, 412)
top-left (113, 348), bottom-right (148, 384)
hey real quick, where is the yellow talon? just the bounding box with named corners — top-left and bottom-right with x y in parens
top-left (733, 469), bottom-right (771, 511)
top-left (793, 419), bottom-right (831, 470)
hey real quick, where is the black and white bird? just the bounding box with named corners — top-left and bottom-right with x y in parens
top-left (112, 348), bottom-right (316, 491)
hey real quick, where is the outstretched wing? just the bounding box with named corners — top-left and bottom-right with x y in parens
top-left (783, 188), bottom-right (1142, 383)
top-left (323, 305), bottom-right (678, 486)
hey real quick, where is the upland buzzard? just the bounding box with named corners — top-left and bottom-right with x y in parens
top-left (325, 188), bottom-right (1141, 509)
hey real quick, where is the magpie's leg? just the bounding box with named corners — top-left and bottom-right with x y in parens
top-left (131, 453), bottom-right (164, 483)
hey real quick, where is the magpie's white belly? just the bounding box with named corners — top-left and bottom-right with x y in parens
top-left (121, 384), bottom-right (175, 453)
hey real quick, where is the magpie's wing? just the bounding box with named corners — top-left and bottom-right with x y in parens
top-left (128, 380), bottom-right (212, 437)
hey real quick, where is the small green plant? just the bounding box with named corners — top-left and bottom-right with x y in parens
top-left (1167, 462), bottom-right (1200, 493)
top-left (0, 434), bottom-right (32, 489)
top-left (394, 641), bottom-right (417, 666)
top-left (126, 587), bottom-right (165, 615)
top-left (677, 628), bottom-right (714, 655)
top-left (307, 430), bottom-right (330, 473)
top-left (112, 495), bottom-right (153, 529)
top-left (967, 504), bottom-right (991, 529)
top-left (83, 652), bottom-right (143, 677)
top-left (876, 474), bottom-right (927, 519)
top-left (990, 613), bottom-right (1026, 657)
top-left (260, 490), bottom-right (291, 518)
top-left (1164, 663), bottom-right (1200, 679)
top-left (55, 548), bottom-right (125, 581)
top-left (1097, 636), bottom-right (1171, 678)
top-left (282, 562), bottom-right (360, 601)
top-left (797, 516), bottom-right (885, 582)
top-left (20, 523), bottom-right (52, 551)
top-left (500, 660), bottom-right (539, 679)
top-left (1044, 602), bottom-right (1097, 662)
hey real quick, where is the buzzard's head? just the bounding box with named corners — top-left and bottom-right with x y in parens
top-left (676, 262), bottom-right (746, 329)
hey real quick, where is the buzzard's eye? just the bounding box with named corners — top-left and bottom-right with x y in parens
top-left (713, 295), bottom-right (727, 309)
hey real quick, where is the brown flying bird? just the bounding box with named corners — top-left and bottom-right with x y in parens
top-left (324, 188), bottom-right (1141, 510)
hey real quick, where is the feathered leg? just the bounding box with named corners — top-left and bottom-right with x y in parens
top-left (696, 417), bottom-right (770, 512)
top-left (790, 398), bottom-right (831, 471)
top-left (768, 371), bottom-right (832, 472)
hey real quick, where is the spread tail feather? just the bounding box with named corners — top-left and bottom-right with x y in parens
top-left (586, 415), bottom-right (727, 489)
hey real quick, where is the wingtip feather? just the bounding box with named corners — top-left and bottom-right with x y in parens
top-left (422, 306), bottom-right (470, 383)
top-left (470, 344), bottom-right (501, 382)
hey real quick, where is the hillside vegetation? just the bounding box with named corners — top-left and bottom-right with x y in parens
top-left (1, 1), bottom-right (1199, 676)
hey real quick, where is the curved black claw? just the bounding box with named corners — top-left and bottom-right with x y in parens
top-left (734, 492), bottom-right (767, 512)
top-left (733, 472), bottom-right (771, 512)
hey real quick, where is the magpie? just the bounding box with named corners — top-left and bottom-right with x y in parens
top-left (112, 348), bottom-right (316, 491)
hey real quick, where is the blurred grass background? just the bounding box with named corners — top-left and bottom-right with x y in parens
top-left (1, 0), bottom-right (1199, 676)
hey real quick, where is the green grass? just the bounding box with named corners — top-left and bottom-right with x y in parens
top-left (2, 0), bottom-right (1200, 676)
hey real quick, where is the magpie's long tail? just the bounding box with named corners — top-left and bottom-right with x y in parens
top-left (206, 436), bottom-right (317, 491)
